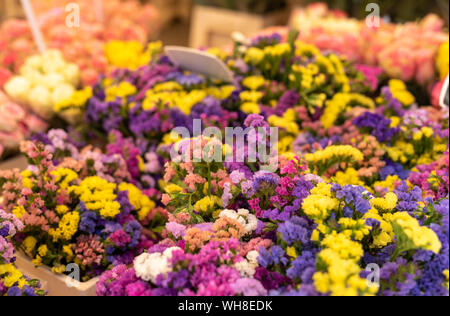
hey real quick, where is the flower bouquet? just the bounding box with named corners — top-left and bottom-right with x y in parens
top-left (0, 129), bottom-right (167, 288)
top-left (1, 209), bottom-right (46, 296)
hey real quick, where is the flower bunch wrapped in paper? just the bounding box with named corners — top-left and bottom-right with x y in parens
top-left (0, 129), bottom-right (167, 282)
top-left (1, 209), bottom-right (46, 296)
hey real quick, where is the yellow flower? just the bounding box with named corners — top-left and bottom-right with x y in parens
top-left (268, 109), bottom-right (299, 134)
top-left (32, 256), bottom-right (43, 267)
top-left (54, 87), bottom-right (93, 112)
top-left (51, 265), bottom-right (66, 275)
top-left (51, 168), bottom-right (78, 190)
top-left (165, 184), bottom-right (183, 194)
top-left (245, 47), bottom-right (265, 65)
top-left (23, 236), bottom-right (37, 254)
top-left (105, 40), bottom-right (158, 70)
top-left (373, 175), bottom-right (400, 193)
top-left (12, 205), bottom-right (26, 219)
top-left (0, 264), bottom-right (24, 288)
top-left (421, 127), bottom-right (434, 138)
top-left (391, 212), bottom-right (442, 254)
top-left (286, 247), bottom-right (298, 259)
top-left (63, 245), bottom-right (74, 261)
top-left (313, 232), bottom-right (378, 296)
top-left (436, 41), bottom-right (449, 79)
top-left (194, 196), bottom-right (222, 214)
top-left (302, 186), bottom-right (339, 221)
top-left (390, 116), bottom-right (401, 128)
top-left (119, 183), bottom-right (156, 221)
top-left (334, 168), bottom-right (364, 186)
top-left (240, 91), bottom-right (263, 103)
top-left (370, 192), bottom-right (398, 212)
top-left (241, 102), bottom-right (261, 114)
top-left (242, 76), bottom-right (265, 91)
top-left (105, 82), bottom-right (137, 101)
top-left (21, 170), bottom-right (33, 189)
top-left (56, 205), bottom-right (69, 215)
top-left (389, 79), bottom-right (415, 107)
top-left (37, 245), bottom-right (48, 257)
top-left (71, 177), bottom-right (120, 219)
top-left (321, 93), bottom-right (374, 129)
top-left (49, 212), bottom-right (80, 242)
top-left (306, 145), bottom-right (364, 168)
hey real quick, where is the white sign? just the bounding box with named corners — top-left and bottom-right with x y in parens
top-left (20, 0), bottom-right (47, 54)
top-left (440, 75), bottom-right (449, 109)
top-left (165, 46), bottom-right (234, 83)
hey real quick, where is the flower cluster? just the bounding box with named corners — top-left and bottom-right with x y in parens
top-left (90, 35), bottom-right (448, 296)
top-left (2, 29), bottom-right (448, 296)
top-left (4, 50), bottom-right (81, 120)
top-left (289, 3), bottom-right (449, 85)
top-left (0, 91), bottom-right (47, 158)
top-left (0, 131), bottom-right (166, 281)
top-left (1, 209), bottom-right (45, 296)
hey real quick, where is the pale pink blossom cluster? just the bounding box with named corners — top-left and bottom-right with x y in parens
top-left (0, 91), bottom-right (48, 158)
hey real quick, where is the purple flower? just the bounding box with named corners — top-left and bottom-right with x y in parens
top-left (232, 278), bottom-right (268, 296)
top-left (354, 112), bottom-right (400, 143)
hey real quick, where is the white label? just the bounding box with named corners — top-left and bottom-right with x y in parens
top-left (165, 46), bottom-right (234, 83)
top-left (20, 0), bottom-right (47, 54)
top-left (440, 76), bottom-right (449, 109)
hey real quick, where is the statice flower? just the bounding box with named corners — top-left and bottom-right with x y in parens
top-left (331, 184), bottom-right (372, 214)
top-left (354, 112), bottom-right (400, 143)
top-left (278, 216), bottom-right (312, 246)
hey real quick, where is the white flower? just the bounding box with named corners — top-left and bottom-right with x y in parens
top-left (4, 76), bottom-right (31, 103)
top-left (246, 250), bottom-right (260, 266)
top-left (234, 251), bottom-right (260, 278)
top-left (219, 209), bottom-right (258, 234)
top-left (42, 50), bottom-right (66, 74)
top-left (52, 84), bottom-right (75, 105)
top-left (234, 260), bottom-right (256, 278)
top-left (134, 247), bottom-right (181, 283)
top-left (62, 63), bottom-right (81, 86)
top-left (41, 73), bottom-right (66, 91)
top-left (29, 86), bottom-right (53, 119)
top-left (22, 55), bottom-right (43, 70)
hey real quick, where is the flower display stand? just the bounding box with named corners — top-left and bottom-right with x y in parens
top-left (189, 4), bottom-right (289, 48)
top-left (15, 252), bottom-right (99, 296)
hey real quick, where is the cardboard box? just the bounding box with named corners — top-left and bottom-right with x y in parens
top-left (189, 4), bottom-right (289, 48)
top-left (15, 252), bottom-right (99, 296)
